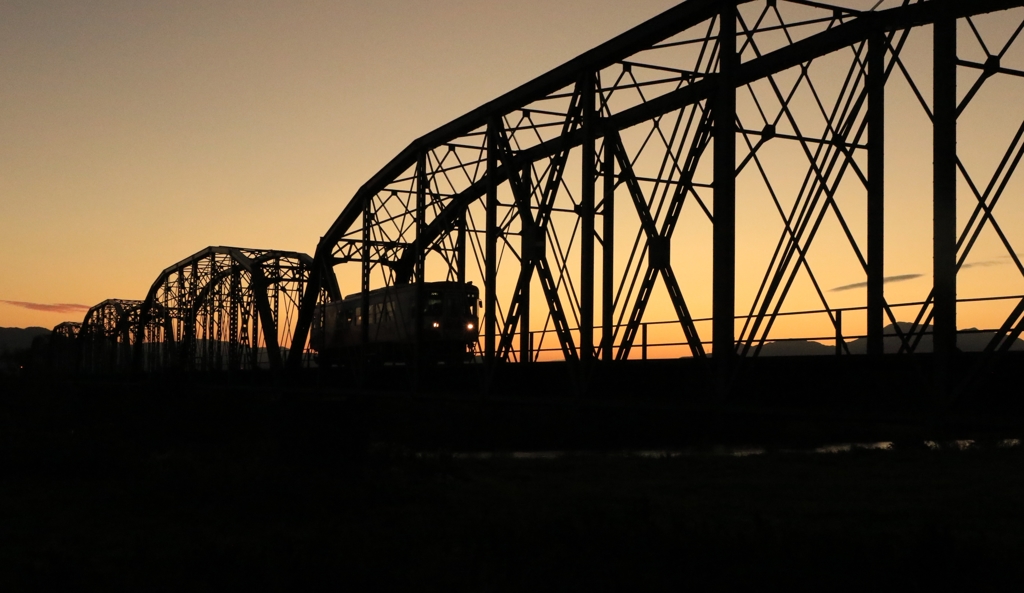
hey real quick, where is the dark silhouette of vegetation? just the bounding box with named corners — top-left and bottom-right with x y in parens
top-left (0, 334), bottom-right (49, 377)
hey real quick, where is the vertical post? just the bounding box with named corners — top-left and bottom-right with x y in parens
top-left (251, 299), bottom-right (260, 370)
top-left (642, 323), bottom-right (648, 361)
top-left (520, 169), bottom-right (532, 364)
top-left (867, 31), bottom-right (885, 357)
top-left (415, 154), bottom-right (427, 389)
top-left (602, 136), bottom-right (615, 362)
top-left (485, 119), bottom-right (499, 365)
top-left (456, 208), bottom-right (467, 285)
top-left (185, 262), bottom-right (199, 370)
top-left (415, 155), bottom-right (427, 285)
top-left (934, 11), bottom-right (957, 367)
top-left (580, 72), bottom-right (597, 365)
top-left (835, 309), bottom-right (843, 356)
top-left (361, 200), bottom-right (371, 348)
top-left (230, 270), bottom-right (240, 371)
top-left (713, 4), bottom-right (737, 378)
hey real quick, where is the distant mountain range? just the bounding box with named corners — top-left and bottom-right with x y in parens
top-left (0, 327), bottom-right (51, 353)
top-left (757, 322), bottom-right (1023, 356)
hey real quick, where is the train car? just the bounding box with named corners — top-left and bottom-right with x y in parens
top-left (311, 281), bottom-right (480, 365)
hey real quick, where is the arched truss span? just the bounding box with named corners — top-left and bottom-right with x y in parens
top-left (50, 321), bottom-right (82, 371)
top-left (136, 246), bottom-right (317, 372)
top-left (294, 0), bottom-right (1024, 369)
top-left (79, 299), bottom-right (143, 373)
top-left (53, 322), bottom-right (82, 340)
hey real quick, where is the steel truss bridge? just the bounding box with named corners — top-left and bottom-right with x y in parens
top-left (56, 247), bottom-right (318, 374)
top-left (54, 0), bottom-right (1024, 397)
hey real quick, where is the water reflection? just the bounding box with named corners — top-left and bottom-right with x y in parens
top-left (815, 442), bottom-right (892, 454)
top-left (447, 439), bottom-right (1021, 460)
top-left (923, 439), bottom-right (1022, 450)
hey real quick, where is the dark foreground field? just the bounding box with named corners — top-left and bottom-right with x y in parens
top-left (2, 378), bottom-right (1024, 590)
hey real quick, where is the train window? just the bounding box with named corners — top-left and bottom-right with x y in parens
top-left (466, 293), bottom-right (477, 316)
top-left (371, 302), bottom-right (392, 323)
top-left (425, 293), bottom-right (443, 316)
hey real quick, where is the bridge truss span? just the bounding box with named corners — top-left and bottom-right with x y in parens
top-left (294, 0), bottom-right (1024, 376)
top-left (136, 247), bottom-right (318, 372)
top-left (78, 299), bottom-right (143, 373)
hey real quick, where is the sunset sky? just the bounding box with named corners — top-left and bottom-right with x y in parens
top-left (4, 0), bottom-right (1024, 355)
top-left (1, 0), bottom-right (688, 329)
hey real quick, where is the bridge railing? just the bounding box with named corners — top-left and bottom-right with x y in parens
top-left (505, 294), bottom-right (1024, 362)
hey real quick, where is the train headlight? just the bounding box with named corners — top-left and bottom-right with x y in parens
top-left (466, 323), bottom-right (474, 331)
top-left (432, 321), bottom-right (440, 329)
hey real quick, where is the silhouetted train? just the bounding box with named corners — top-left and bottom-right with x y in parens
top-left (311, 281), bottom-right (480, 365)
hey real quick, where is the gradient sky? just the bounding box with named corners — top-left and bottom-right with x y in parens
top-left (1, 0), bottom-right (690, 328)
top-left (3, 0), bottom-right (1024, 351)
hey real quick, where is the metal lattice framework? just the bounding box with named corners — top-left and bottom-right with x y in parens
top-left (135, 247), bottom-right (318, 372)
top-left (50, 321), bottom-right (82, 371)
top-left (289, 0), bottom-right (1024, 384)
top-left (53, 322), bottom-right (82, 340)
top-left (79, 299), bottom-right (142, 373)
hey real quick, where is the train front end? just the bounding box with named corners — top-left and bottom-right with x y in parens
top-left (421, 282), bottom-right (480, 359)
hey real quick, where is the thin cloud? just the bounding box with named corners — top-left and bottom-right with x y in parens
top-left (0, 300), bottom-right (91, 313)
top-left (830, 274), bottom-right (923, 292)
top-left (830, 256), bottom-right (1015, 291)
top-left (962, 258), bottom-right (1011, 269)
